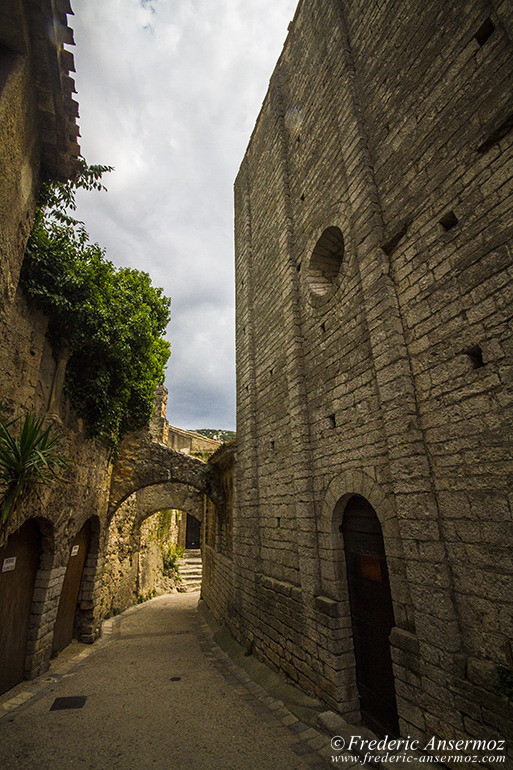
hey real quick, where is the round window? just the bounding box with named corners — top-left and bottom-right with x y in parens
top-left (307, 226), bottom-right (345, 297)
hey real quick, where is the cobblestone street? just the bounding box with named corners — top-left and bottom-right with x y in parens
top-left (0, 593), bottom-right (344, 770)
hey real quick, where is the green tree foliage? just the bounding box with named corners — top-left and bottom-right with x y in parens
top-left (20, 160), bottom-right (171, 445)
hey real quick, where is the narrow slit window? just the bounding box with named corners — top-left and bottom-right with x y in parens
top-left (474, 18), bottom-right (495, 47)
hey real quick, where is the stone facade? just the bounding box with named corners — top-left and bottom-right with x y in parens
top-left (201, 0), bottom-right (513, 761)
top-left (0, 4), bottom-right (223, 688)
top-left (202, 442), bottom-right (235, 625)
top-left (0, 0), bottom-right (112, 683)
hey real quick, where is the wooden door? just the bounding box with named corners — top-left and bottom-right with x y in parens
top-left (0, 520), bottom-right (41, 695)
top-left (342, 495), bottom-right (399, 736)
top-left (52, 520), bottom-right (90, 653)
top-left (185, 514), bottom-right (201, 549)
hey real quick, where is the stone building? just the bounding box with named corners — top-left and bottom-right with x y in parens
top-left (0, 3), bottom-right (223, 695)
top-left (0, 0), bottom-right (110, 694)
top-left (201, 0), bottom-right (513, 758)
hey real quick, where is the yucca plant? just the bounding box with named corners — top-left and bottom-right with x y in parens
top-left (0, 411), bottom-right (70, 526)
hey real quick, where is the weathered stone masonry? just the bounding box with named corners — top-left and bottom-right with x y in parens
top-left (202, 0), bottom-right (513, 759)
top-left (0, 3), bottom-right (224, 689)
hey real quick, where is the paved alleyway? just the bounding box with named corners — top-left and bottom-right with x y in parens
top-left (0, 593), bottom-right (339, 770)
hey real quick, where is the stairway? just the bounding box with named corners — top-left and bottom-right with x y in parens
top-left (178, 549), bottom-right (203, 592)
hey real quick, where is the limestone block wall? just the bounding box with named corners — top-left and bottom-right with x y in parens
top-left (201, 444), bottom-right (235, 628)
top-left (0, 287), bottom-right (113, 681)
top-left (201, 0), bottom-right (513, 756)
top-left (100, 496), bottom-right (140, 617)
top-left (0, 46), bottom-right (38, 308)
top-left (201, 546), bottom-right (234, 629)
top-left (0, 0), bottom-right (79, 319)
top-left (0, 1), bottom-right (111, 682)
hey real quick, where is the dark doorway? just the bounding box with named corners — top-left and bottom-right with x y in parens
top-left (342, 495), bottom-right (399, 736)
top-left (0, 519), bottom-right (41, 695)
top-left (185, 514), bottom-right (201, 549)
top-left (52, 520), bottom-right (91, 653)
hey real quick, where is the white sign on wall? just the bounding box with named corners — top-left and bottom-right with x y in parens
top-left (71, 545), bottom-right (79, 557)
top-left (2, 557), bottom-right (16, 572)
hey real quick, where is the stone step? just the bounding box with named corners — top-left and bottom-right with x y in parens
top-left (179, 583), bottom-right (201, 593)
top-left (178, 551), bottom-right (203, 593)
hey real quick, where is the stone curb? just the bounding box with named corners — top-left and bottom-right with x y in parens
top-left (194, 608), bottom-right (366, 769)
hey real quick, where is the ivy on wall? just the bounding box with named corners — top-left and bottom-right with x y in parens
top-left (20, 161), bottom-right (171, 446)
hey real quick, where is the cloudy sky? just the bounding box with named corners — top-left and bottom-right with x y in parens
top-left (71, 0), bottom-right (297, 431)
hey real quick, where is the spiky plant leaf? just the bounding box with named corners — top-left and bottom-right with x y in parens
top-left (0, 412), bottom-right (70, 525)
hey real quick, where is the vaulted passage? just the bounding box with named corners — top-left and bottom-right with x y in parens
top-left (341, 495), bottom-right (399, 736)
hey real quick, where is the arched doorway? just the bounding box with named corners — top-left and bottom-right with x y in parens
top-left (342, 495), bottom-right (399, 736)
top-left (0, 519), bottom-right (41, 694)
top-left (185, 513), bottom-right (201, 549)
top-left (52, 519), bottom-right (91, 654)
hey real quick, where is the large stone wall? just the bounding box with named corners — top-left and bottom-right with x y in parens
top-left (0, 0), bottom-right (113, 682)
top-left (0, 1), bottom-right (222, 687)
top-left (202, 0), bottom-right (513, 758)
top-left (201, 443), bottom-right (235, 628)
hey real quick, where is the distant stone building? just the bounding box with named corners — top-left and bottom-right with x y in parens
top-left (202, 0), bottom-right (513, 756)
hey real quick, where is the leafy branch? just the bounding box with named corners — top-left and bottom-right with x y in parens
top-left (20, 160), bottom-right (171, 446)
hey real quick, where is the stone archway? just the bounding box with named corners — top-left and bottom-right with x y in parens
top-left (316, 470), bottom-right (414, 724)
top-left (108, 429), bottom-right (225, 520)
top-left (317, 469), bottom-right (410, 623)
top-left (340, 494), bottom-right (399, 736)
top-left (103, 428), bottom-right (225, 617)
top-left (102, 479), bottom-right (206, 617)
top-left (134, 483), bottom-right (204, 525)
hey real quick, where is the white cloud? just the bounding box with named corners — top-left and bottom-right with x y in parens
top-left (71, 0), bottom-right (297, 429)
